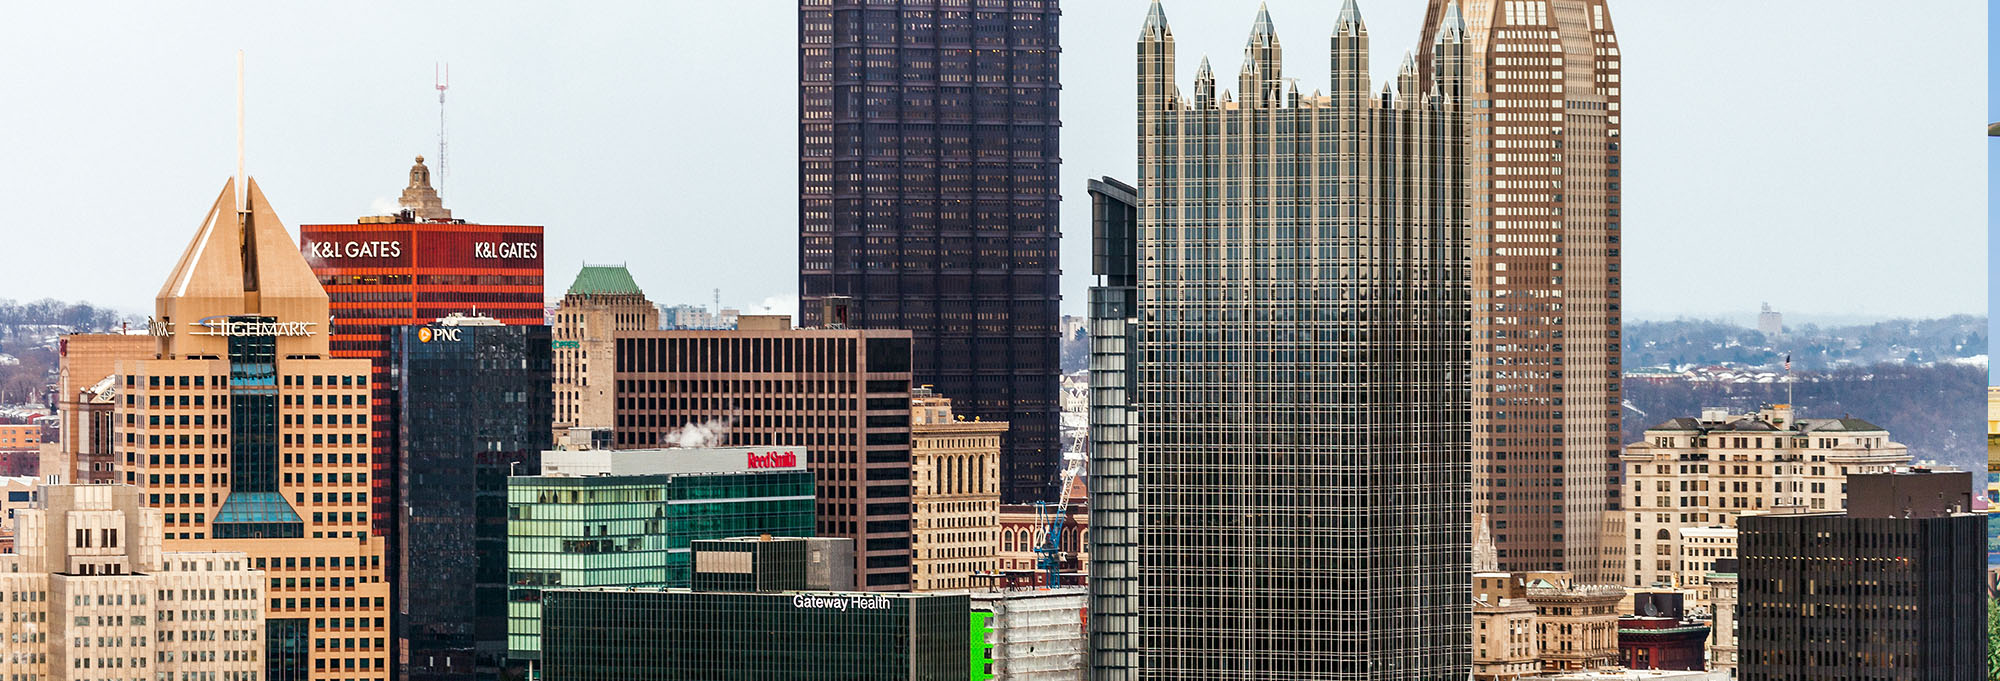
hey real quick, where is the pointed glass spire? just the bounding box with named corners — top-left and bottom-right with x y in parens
top-left (1400, 50), bottom-right (1416, 76)
top-left (1246, 2), bottom-right (1276, 47)
top-left (1336, 0), bottom-right (1366, 34)
top-left (1438, 0), bottom-right (1466, 43)
top-left (1140, 0), bottom-right (1171, 39)
top-left (1196, 55), bottom-right (1213, 80)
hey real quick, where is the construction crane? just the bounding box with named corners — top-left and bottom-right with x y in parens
top-left (1031, 465), bottom-right (1080, 587)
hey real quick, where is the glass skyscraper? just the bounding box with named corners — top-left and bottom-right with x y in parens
top-left (389, 318), bottom-right (552, 681)
top-left (1134, 2), bottom-right (1470, 678)
top-left (1417, 0), bottom-right (1625, 583)
top-left (504, 455), bottom-right (815, 666)
top-left (798, 0), bottom-right (1064, 505)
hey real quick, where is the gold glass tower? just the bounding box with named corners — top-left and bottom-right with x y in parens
top-left (113, 177), bottom-right (389, 680)
top-left (1418, 0), bottom-right (1623, 583)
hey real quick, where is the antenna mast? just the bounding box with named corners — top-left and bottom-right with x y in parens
top-left (435, 63), bottom-right (449, 192)
top-left (235, 50), bottom-right (247, 215)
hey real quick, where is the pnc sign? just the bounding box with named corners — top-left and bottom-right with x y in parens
top-left (747, 451), bottom-right (799, 469)
top-left (417, 327), bottom-right (462, 343)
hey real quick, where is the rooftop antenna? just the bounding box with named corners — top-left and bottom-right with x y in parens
top-left (236, 50), bottom-right (259, 292)
top-left (713, 288), bottom-right (720, 315)
top-left (435, 62), bottom-right (449, 193)
top-left (235, 50), bottom-right (247, 216)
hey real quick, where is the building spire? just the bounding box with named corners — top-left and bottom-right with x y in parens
top-left (1140, 0), bottom-right (1171, 39)
top-left (1335, 0), bottom-right (1366, 36)
top-left (1437, 0), bottom-right (1466, 44)
top-left (1247, 2), bottom-right (1276, 47)
top-left (398, 156), bottom-right (453, 222)
top-left (1195, 55), bottom-right (1212, 80)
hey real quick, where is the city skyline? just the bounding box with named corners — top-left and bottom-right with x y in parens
top-left (0, 1), bottom-right (1982, 323)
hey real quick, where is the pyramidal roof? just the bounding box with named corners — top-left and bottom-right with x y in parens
top-left (158, 176), bottom-right (323, 304)
top-left (566, 265), bottom-right (645, 296)
top-left (155, 176), bottom-right (330, 357)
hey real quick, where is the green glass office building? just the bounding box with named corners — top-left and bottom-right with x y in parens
top-left (505, 449), bottom-right (815, 667)
top-left (541, 588), bottom-right (969, 681)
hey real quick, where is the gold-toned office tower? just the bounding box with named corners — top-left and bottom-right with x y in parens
top-left (1135, 2), bottom-right (1471, 677)
top-left (1418, 0), bottom-right (1623, 582)
top-left (110, 177), bottom-right (389, 680)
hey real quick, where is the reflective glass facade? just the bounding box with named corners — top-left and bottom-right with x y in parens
top-left (540, 588), bottom-right (968, 681)
top-left (1418, 0), bottom-right (1625, 582)
top-left (217, 315), bottom-right (305, 538)
top-left (1134, 3), bottom-right (1471, 678)
top-left (504, 470), bottom-right (815, 665)
top-left (798, 0), bottom-right (1064, 505)
top-left (300, 220), bottom-right (546, 539)
top-left (390, 322), bottom-right (553, 681)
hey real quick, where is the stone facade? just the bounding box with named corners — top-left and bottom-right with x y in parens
top-left (1621, 404), bottom-right (1909, 590)
top-left (0, 483), bottom-right (264, 681)
top-left (908, 387), bottom-right (1003, 592)
top-left (552, 265), bottom-right (657, 442)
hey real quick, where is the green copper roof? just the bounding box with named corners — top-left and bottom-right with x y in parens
top-left (566, 265), bottom-right (644, 296)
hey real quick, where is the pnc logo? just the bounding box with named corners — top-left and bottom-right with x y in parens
top-left (418, 327), bottom-right (462, 343)
top-left (747, 451), bottom-right (798, 469)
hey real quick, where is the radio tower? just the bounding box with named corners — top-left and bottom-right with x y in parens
top-left (435, 63), bottom-right (449, 192)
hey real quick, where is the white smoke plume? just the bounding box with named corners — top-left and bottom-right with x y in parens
top-left (369, 196), bottom-right (402, 216)
top-left (665, 418), bottom-right (732, 448)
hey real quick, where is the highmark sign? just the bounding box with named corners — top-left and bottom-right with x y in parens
top-left (791, 593), bottom-right (892, 612)
top-left (150, 316), bottom-right (317, 337)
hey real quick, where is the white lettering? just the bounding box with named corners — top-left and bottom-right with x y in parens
top-left (304, 240), bottom-right (402, 260)
top-left (791, 593), bottom-right (891, 611)
top-left (474, 241), bottom-right (539, 259)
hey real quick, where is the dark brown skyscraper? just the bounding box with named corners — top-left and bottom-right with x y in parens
top-left (1418, 0), bottom-right (1624, 582)
top-left (799, 0), bottom-right (1063, 504)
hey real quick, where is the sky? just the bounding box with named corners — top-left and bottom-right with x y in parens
top-left (0, 1), bottom-right (1986, 325)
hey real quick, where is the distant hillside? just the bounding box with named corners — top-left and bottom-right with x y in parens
top-left (1622, 363), bottom-right (1984, 476)
top-left (1623, 315), bottom-right (1986, 372)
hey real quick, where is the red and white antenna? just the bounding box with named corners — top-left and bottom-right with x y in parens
top-left (435, 63), bottom-right (449, 192)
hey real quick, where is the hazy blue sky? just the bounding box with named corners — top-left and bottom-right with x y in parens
top-left (0, 1), bottom-right (1985, 323)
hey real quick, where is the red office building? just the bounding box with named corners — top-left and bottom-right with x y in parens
top-left (300, 156), bottom-right (545, 534)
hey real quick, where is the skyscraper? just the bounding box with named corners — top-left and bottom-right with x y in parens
top-left (0, 484), bottom-right (268, 681)
top-left (124, 176), bottom-right (390, 680)
top-left (1416, 0), bottom-right (1623, 582)
top-left (551, 264), bottom-right (658, 442)
top-left (611, 318), bottom-right (916, 591)
top-left (300, 156), bottom-right (546, 537)
top-left (1738, 471), bottom-right (1985, 680)
top-left (388, 316), bottom-right (552, 681)
top-left (1135, 2), bottom-right (1470, 678)
top-left (1084, 176), bottom-right (1139, 680)
top-left (798, 0), bottom-right (1063, 505)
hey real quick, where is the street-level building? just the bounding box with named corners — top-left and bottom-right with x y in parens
top-left (539, 536), bottom-right (967, 680)
top-left (110, 176), bottom-right (389, 680)
top-left (909, 386), bottom-right (1003, 592)
top-left (300, 156), bottom-right (545, 537)
top-left (1473, 573), bottom-right (1539, 681)
top-left (0, 483), bottom-right (265, 681)
top-left (54, 334), bottom-right (151, 484)
top-left (611, 317), bottom-right (916, 591)
top-left (388, 316), bottom-right (552, 681)
top-left (551, 265), bottom-right (657, 442)
top-left (1705, 560), bottom-right (1739, 677)
top-left (1621, 404), bottom-right (1909, 589)
top-left (1617, 592), bottom-right (1707, 672)
top-left (969, 588), bottom-right (1088, 681)
top-left (1134, 2), bottom-right (1472, 675)
top-left (1739, 471), bottom-right (1984, 680)
top-left (504, 447), bottom-right (816, 667)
